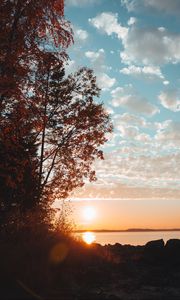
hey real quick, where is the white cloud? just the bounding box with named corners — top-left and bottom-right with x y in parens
top-left (136, 133), bottom-right (151, 142)
top-left (120, 65), bottom-right (164, 81)
top-left (73, 118), bottom-right (180, 197)
top-left (154, 119), bottom-right (171, 130)
top-left (120, 27), bottom-right (180, 65)
top-left (85, 49), bottom-right (116, 90)
top-left (73, 26), bottom-right (89, 46)
top-left (66, 0), bottom-right (99, 6)
top-left (85, 48), bottom-right (112, 72)
top-left (158, 27), bottom-right (166, 32)
top-left (158, 89), bottom-right (180, 112)
top-left (113, 113), bottom-right (151, 141)
top-left (85, 49), bottom-right (105, 71)
top-left (89, 12), bottom-right (128, 40)
top-left (121, 0), bottom-right (136, 11)
top-left (73, 117), bottom-right (180, 200)
top-left (163, 80), bottom-right (169, 85)
top-left (155, 120), bottom-right (180, 144)
top-left (111, 86), bottom-right (159, 116)
top-left (75, 29), bottom-right (88, 41)
top-left (117, 124), bottom-right (139, 139)
top-left (93, 149), bottom-right (180, 191)
top-left (89, 12), bottom-right (180, 66)
top-left (97, 73), bottom-right (116, 91)
top-left (116, 112), bottom-right (149, 128)
top-left (121, 0), bottom-right (180, 15)
top-left (127, 17), bottom-right (137, 26)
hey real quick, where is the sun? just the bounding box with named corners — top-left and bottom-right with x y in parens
top-left (82, 206), bottom-right (96, 222)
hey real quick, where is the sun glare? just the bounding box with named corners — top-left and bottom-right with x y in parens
top-left (82, 232), bottom-right (96, 244)
top-left (82, 206), bottom-right (96, 221)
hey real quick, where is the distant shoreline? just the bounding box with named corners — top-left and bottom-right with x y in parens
top-left (74, 228), bottom-right (180, 233)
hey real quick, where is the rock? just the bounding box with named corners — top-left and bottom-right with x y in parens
top-left (143, 239), bottom-right (165, 263)
top-left (166, 239), bottom-right (180, 249)
top-left (165, 239), bottom-right (180, 264)
top-left (145, 239), bottom-right (165, 248)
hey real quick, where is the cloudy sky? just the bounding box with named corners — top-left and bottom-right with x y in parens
top-left (64, 0), bottom-right (180, 229)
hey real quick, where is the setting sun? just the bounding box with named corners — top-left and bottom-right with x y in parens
top-left (82, 232), bottom-right (96, 244)
top-left (82, 206), bottom-right (96, 222)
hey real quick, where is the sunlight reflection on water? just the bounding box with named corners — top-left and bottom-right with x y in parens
top-left (82, 232), bottom-right (96, 244)
top-left (76, 231), bottom-right (180, 246)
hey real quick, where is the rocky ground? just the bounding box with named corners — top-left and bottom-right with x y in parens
top-left (70, 239), bottom-right (180, 300)
top-left (1, 238), bottom-right (180, 300)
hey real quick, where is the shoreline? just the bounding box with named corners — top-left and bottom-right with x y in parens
top-left (1, 235), bottom-right (180, 300)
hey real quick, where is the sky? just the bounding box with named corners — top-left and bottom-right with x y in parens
top-left (62, 0), bottom-right (180, 230)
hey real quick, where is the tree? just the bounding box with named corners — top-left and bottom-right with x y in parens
top-left (0, 1), bottom-right (112, 229)
top-left (0, 0), bottom-right (73, 227)
top-left (0, 55), bottom-right (112, 228)
top-left (33, 54), bottom-right (112, 205)
top-left (0, 100), bottom-right (39, 229)
top-left (0, 0), bottom-right (73, 109)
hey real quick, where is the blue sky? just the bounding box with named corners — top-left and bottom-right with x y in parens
top-left (64, 0), bottom-right (180, 204)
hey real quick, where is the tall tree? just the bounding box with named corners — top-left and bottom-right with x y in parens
top-left (33, 55), bottom-right (112, 205)
top-left (0, 1), bottom-right (112, 229)
top-left (0, 0), bottom-right (73, 227)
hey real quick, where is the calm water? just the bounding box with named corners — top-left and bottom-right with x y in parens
top-left (76, 231), bottom-right (180, 246)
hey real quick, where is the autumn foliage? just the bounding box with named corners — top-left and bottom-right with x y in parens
top-left (0, 0), bottom-right (112, 231)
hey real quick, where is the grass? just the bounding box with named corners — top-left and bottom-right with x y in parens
top-left (0, 222), bottom-right (108, 299)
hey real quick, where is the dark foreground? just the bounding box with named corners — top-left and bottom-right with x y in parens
top-left (1, 235), bottom-right (180, 300)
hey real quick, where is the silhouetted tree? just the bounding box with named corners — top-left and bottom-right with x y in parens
top-left (0, 0), bottom-right (73, 227)
top-left (0, 1), bottom-right (112, 230)
top-left (33, 54), bottom-right (112, 205)
top-left (0, 101), bottom-right (39, 229)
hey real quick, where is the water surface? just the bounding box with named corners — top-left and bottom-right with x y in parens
top-left (76, 231), bottom-right (180, 246)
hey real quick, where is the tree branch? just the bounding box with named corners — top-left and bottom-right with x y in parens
top-left (40, 127), bottom-right (76, 195)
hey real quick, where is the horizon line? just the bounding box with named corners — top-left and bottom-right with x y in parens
top-left (61, 197), bottom-right (180, 202)
top-left (74, 228), bottom-right (180, 233)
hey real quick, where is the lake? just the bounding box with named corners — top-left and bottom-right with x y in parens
top-left (75, 231), bottom-right (180, 246)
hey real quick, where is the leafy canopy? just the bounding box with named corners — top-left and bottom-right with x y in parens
top-left (0, 0), bottom-right (112, 230)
